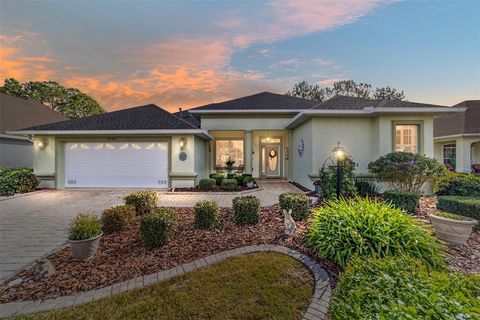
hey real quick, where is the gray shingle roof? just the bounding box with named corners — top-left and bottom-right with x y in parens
top-left (434, 100), bottom-right (480, 137)
top-left (173, 110), bottom-right (200, 128)
top-left (311, 95), bottom-right (450, 110)
top-left (21, 104), bottom-right (197, 131)
top-left (190, 92), bottom-right (318, 111)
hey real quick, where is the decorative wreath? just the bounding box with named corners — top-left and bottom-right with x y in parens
top-left (269, 149), bottom-right (277, 159)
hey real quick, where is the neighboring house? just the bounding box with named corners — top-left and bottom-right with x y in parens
top-left (0, 93), bottom-right (67, 168)
top-left (433, 100), bottom-right (480, 173)
top-left (9, 92), bottom-right (462, 190)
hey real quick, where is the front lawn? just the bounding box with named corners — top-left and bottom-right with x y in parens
top-left (11, 252), bottom-right (313, 320)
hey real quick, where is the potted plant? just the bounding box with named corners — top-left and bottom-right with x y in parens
top-left (243, 176), bottom-right (254, 188)
top-left (428, 211), bottom-right (477, 244)
top-left (68, 213), bottom-right (103, 260)
top-left (225, 157), bottom-right (235, 172)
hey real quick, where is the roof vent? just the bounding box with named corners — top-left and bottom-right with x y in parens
top-left (179, 107), bottom-right (183, 117)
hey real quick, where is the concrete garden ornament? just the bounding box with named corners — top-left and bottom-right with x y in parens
top-left (283, 209), bottom-right (297, 236)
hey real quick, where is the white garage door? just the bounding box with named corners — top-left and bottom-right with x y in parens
top-left (65, 142), bottom-right (168, 188)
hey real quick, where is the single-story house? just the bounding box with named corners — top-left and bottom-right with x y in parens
top-left (9, 92), bottom-right (463, 190)
top-left (433, 100), bottom-right (480, 173)
top-left (0, 93), bottom-right (67, 168)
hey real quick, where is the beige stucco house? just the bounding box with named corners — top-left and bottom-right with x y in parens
top-left (433, 100), bottom-right (480, 173)
top-left (9, 92), bottom-right (462, 190)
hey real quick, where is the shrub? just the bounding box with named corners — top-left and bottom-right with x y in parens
top-left (368, 152), bottom-right (444, 193)
top-left (278, 192), bottom-right (309, 220)
top-left (233, 196), bottom-right (261, 226)
top-left (123, 190), bottom-right (158, 215)
top-left (434, 172), bottom-right (480, 196)
top-left (317, 157), bottom-right (356, 199)
top-left (437, 196), bottom-right (480, 220)
top-left (306, 197), bottom-right (444, 269)
top-left (226, 173), bottom-right (236, 179)
top-left (140, 208), bottom-right (178, 247)
top-left (0, 167), bottom-right (39, 196)
top-left (194, 200), bottom-right (219, 229)
top-left (221, 179), bottom-right (238, 191)
top-left (243, 175), bottom-right (254, 185)
top-left (354, 178), bottom-right (379, 198)
top-left (69, 213), bottom-right (102, 241)
top-left (330, 255), bottom-right (480, 320)
top-left (209, 173), bottom-right (224, 186)
top-left (198, 178), bottom-right (216, 191)
top-left (101, 205), bottom-right (135, 234)
top-left (235, 175), bottom-right (244, 186)
top-left (383, 189), bottom-right (420, 214)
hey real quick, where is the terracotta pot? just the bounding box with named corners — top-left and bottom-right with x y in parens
top-left (69, 232), bottom-right (103, 260)
top-left (428, 214), bottom-right (477, 244)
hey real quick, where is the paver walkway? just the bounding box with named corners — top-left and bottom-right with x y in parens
top-left (0, 245), bottom-right (330, 320)
top-left (0, 181), bottom-right (304, 282)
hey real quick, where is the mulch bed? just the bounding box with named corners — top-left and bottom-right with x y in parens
top-left (288, 181), bottom-right (311, 193)
top-left (170, 185), bottom-right (257, 192)
top-left (0, 205), bottom-right (339, 303)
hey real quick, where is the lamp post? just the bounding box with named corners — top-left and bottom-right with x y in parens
top-left (332, 142), bottom-right (346, 198)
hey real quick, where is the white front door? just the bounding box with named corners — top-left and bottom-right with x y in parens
top-left (65, 141), bottom-right (169, 188)
top-left (263, 144), bottom-right (281, 177)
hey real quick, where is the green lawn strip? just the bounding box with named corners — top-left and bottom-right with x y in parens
top-left (12, 252), bottom-right (314, 320)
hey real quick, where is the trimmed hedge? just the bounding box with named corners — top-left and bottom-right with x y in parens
top-left (330, 255), bottom-right (480, 320)
top-left (140, 208), bottom-right (178, 247)
top-left (198, 178), bottom-right (216, 191)
top-left (434, 172), bottom-right (480, 196)
top-left (209, 173), bottom-right (224, 186)
top-left (383, 190), bottom-right (419, 214)
top-left (235, 175), bottom-right (244, 186)
top-left (194, 200), bottom-right (219, 229)
top-left (101, 205), bottom-right (135, 234)
top-left (278, 193), bottom-right (309, 221)
top-left (354, 178), bottom-right (379, 198)
top-left (232, 196), bottom-right (261, 226)
top-left (306, 197), bottom-right (444, 269)
top-left (69, 213), bottom-right (102, 241)
top-left (437, 196), bottom-right (480, 220)
top-left (124, 190), bottom-right (158, 215)
top-left (243, 176), bottom-right (254, 185)
top-left (0, 167), bottom-right (39, 196)
top-left (221, 179), bottom-right (238, 191)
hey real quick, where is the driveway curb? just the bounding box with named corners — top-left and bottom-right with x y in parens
top-left (0, 245), bottom-right (330, 319)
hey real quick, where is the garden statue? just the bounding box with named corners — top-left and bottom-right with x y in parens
top-left (283, 209), bottom-right (296, 236)
top-left (34, 258), bottom-right (55, 282)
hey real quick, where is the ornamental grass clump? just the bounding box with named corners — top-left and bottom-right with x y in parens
top-left (69, 213), bottom-right (102, 241)
top-left (306, 197), bottom-right (444, 269)
top-left (330, 255), bottom-right (480, 320)
top-left (124, 190), bottom-right (158, 215)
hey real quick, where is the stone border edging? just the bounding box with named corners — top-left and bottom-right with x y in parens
top-left (0, 189), bottom-right (52, 202)
top-left (0, 245), bottom-right (331, 320)
top-left (160, 186), bottom-right (263, 196)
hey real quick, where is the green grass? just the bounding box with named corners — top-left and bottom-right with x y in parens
top-left (12, 252), bottom-right (313, 320)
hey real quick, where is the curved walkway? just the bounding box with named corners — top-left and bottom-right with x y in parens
top-left (0, 245), bottom-right (330, 320)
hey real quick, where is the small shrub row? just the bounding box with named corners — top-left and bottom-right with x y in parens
top-left (279, 193), bottom-right (309, 220)
top-left (330, 255), bottom-right (480, 320)
top-left (208, 173), bottom-right (253, 187)
top-left (0, 167), bottom-right (39, 196)
top-left (194, 200), bottom-right (219, 229)
top-left (233, 196), bottom-right (260, 226)
top-left (124, 191), bottom-right (158, 215)
top-left (209, 173), bottom-right (224, 186)
top-left (198, 178), bottom-right (216, 191)
top-left (221, 178), bottom-right (237, 191)
top-left (437, 196), bottom-right (480, 221)
top-left (434, 172), bottom-right (480, 196)
top-left (383, 189), bottom-right (420, 214)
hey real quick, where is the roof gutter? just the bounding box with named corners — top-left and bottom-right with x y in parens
top-left (189, 109), bottom-right (303, 114)
top-left (284, 107), bottom-right (466, 129)
top-left (6, 129), bottom-right (214, 140)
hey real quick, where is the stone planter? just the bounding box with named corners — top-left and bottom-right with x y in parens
top-left (428, 214), bottom-right (477, 244)
top-left (69, 232), bottom-right (103, 260)
top-left (246, 181), bottom-right (254, 188)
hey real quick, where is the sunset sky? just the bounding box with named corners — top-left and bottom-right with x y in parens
top-left (1, 0), bottom-right (479, 112)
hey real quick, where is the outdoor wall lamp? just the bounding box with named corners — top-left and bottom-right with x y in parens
top-left (179, 137), bottom-right (187, 150)
top-left (37, 139), bottom-right (48, 150)
top-left (332, 141), bottom-right (346, 160)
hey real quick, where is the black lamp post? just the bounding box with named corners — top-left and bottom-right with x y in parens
top-left (332, 142), bottom-right (346, 198)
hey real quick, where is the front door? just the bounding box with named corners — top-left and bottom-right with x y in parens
top-left (262, 144), bottom-right (281, 177)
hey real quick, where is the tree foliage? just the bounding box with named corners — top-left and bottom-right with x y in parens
top-left (0, 78), bottom-right (105, 118)
top-left (286, 79), bottom-right (406, 102)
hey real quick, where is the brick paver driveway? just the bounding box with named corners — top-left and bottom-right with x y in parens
top-left (0, 180), bottom-right (303, 282)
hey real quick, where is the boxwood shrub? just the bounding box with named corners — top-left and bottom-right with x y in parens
top-left (232, 196), bottom-right (261, 226)
top-left (140, 208), bottom-right (178, 247)
top-left (434, 172), bottom-right (480, 196)
top-left (437, 196), bottom-right (480, 220)
top-left (330, 255), bottom-right (480, 320)
top-left (0, 167), bottom-right (39, 196)
top-left (221, 179), bottom-right (238, 191)
top-left (383, 189), bottom-right (419, 214)
top-left (209, 173), bottom-right (224, 186)
top-left (235, 175), bottom-right (244, 186)
top-left (101, 205), bottom-right (135, 234)
top-left (194, 200), bottom-right (219, 229)
top-left (306, 197), bottom-right (444, 268)
top-left (124, 190), bottom-right (158, 215)
top-left (278, 192), bottom-right (309, 220)
top-left (243, 176), bottom-right (254, 185)
top-left (198, 178), bottom-right (216, 191)
top-left (69, 213), bottom-right (102, 241)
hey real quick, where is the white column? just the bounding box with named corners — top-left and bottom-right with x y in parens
top-left (245, 130), bottom-right (253, 174)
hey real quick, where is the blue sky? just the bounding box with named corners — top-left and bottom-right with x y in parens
top-left (0, 0), bottom-right (478, 111)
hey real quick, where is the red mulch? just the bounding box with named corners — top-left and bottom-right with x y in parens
top-left (170, 185), bottom-right (256, 192)
top-left (288, 181), bottom-right (311, 193)
top-left (0, 205), bottom-right (339, 303)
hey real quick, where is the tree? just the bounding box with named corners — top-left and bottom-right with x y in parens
top-left (0, 78), bottom-right (105, 118)
top-left (286, 80), bottom-right (406, 102)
